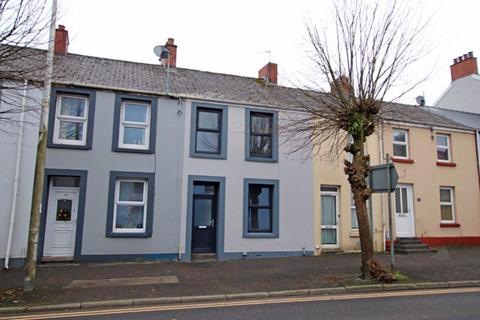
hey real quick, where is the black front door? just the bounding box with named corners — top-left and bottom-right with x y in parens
top-left (192, 182), bottom-right (217, 253)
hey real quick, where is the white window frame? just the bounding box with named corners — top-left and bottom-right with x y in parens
top-left (118, 101), bottom-right (151, 150)
top-left (436, 134), bottom-right (451, 162)
top-left (440, 187), bottom-right (455, 223)
top-left (392, 129), bottom-right (409, 159)
top-left (53, 94), bottom-right (89, 145)
top-left (112, 179), bottom-right (148, 233)
top-left (350, 193), bottom-right (358, 230)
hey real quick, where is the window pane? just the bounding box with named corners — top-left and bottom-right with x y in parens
top-left (115, 205), bottom-right (144, 229)
top-left (351, 207), bottom-right (358, 229)
top-left (251, 114), bottom-right (272, 134)
top-left (196, 131), bottom-right (220, 153)
top-left (249, 185), bottom-right (271, 206)
top-left (193, 199), bottom-right (212, 226)
top-left (56, 199), bottom-right (72, 222)
top-left (60, 96), bottom-right (85, 117)
top-left (193, 184), bottom-right (215, 195)
top-left (321, 228), bottom-right (337, 244)
top-left (436, 135), bottom-right (448, 147)
top-left (52, 176), bottom-right (80, 187)
top-left (395, 188), bottom-right (402, 214)
top-left (250, 135), bottom-right (272, 157)
top-left (248, 208), bottom-right (272, 232)
top-left (123, 127), bottom-right (146, 145)
top-left (59, 121), bottom-right (84, 141)
top-left (440, 189), bottom-right (451, 202)
top-left (119, 181), bottom-right (144, 202)
top-left (441, 205), bottom-right (453, 221)
top-left (401, 188), bottom-right (408, 213)
top-left (393, 144), bottom-right (407, 157)
top-left (437, 148), bottom-right (449, 161)
top-left (321, 195), bottom-right (336, 225)
top-left (393, 130), bottom-right (406, 142)
top-left (198, 110), bottom-right (219, 130)
top-left (124, 103), bottom-right (147, 123)
top-left (351, 194), bottom-right (358, 229)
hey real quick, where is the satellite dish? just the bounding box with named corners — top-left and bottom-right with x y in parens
top-left (416, 95), bottom-right (425, 107)
top-left (153, 45), bottom-right (170, 60)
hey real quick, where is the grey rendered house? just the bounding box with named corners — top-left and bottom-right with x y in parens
top-left (32, 26), bottom-right (316, 263)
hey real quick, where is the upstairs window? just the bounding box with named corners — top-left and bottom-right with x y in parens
top-left (190, 103), bottom-right (228, 159)
top-left (196, 108), bottom-right (222, 154)
top-left (113, 94), bottom-right (157, 154)
top-left (392, 129), bottom-right (409, 158)
top-left (53, 94), bottom-right (89, 146)
top-left (436, 134), bottom-right (451, 162)
top-left (245, 109), bottom-right (279, 162)
top-left (119, 101), bottom-right (151, 150)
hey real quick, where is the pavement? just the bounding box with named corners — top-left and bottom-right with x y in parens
top-left (0, 246), bottom-right (479, 314)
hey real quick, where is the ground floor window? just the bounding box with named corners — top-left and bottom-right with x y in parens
top-left (243, 178), bottom-right (279, 238)
top-left (106, 171), bottom-right (154, 238)
top-left (440, 187), bottom-right (455, 223)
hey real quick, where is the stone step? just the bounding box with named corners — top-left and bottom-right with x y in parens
top-left (395, 239), bottom-right (423, 245)
top-left (191, 253), bottom-right (217, 263)
top-left (394, 243), bottom-right (430, 250)
top-left (395, 247), bottom-right (437, 254)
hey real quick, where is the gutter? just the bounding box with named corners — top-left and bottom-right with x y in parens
top-left (4, 79), bottom-right (28, 269)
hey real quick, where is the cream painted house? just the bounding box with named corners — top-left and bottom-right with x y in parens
top-left (314, 104), bottom-right (480, 254)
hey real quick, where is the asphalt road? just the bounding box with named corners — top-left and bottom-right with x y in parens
top-left (4, 288), bottom-right (480, 320)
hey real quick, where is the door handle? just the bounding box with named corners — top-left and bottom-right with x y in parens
top-left (210, 219), bottom-right (215, 227)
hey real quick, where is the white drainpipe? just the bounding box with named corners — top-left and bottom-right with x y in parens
top-left (4, 79), bottom-right (28, 269)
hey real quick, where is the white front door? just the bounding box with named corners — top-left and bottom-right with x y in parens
top-left (394, 184), bottom-right (415, 238)
top-left (321, 186), bottom-right (339, 248)
top-left (43, 185), bottom-right (79, 259)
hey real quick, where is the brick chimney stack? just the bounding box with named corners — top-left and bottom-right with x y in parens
top-left (258, 62), bottom-right (278, 84)
top-left (54, 25), bottom-right (69, 55)
top-left (165, 38), bottom-right (177, 68)
top-left (330, 75), bottom-right (351, 96)
top-left (450, 51), bottom-right (478, 81)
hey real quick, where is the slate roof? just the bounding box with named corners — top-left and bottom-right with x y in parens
top-left (2, 46), bottom-right (473, 131)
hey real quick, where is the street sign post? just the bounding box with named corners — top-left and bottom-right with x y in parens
top-left (369, 162), bottom-right (398, 193)
top-left (369, 155), bottom-right (398, 271)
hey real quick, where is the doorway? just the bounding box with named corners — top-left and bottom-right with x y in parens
top-left (321, 186), bottom-right (340, 248)
top-left (394, 184), bottom-right (415, 238)
top-left (191, 182), bottom-right (218, 253)
top-left (43, 176), bottom-right (80, 260)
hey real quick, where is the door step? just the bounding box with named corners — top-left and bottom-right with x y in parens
top-left (191, 253), bottom-right (217, 263)
top-left (393, 238), bottom-right (437, 254)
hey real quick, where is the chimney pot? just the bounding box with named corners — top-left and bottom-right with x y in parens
top-left (164, 38), bottom-right (177, 68)
top-left (450, 51), bottom-right (477, 81)
top-left (54, 24), bottom-right (69, 55)
top-left (258, 62), bottom-right (278, 84)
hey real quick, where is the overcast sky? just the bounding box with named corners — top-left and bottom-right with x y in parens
top-left (55, 0), bottom-right (480, 105)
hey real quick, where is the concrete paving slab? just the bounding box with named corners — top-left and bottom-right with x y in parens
top-left (66, 275), bottom-right (178, 289)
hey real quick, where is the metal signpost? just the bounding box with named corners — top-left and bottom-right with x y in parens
top-left (369, 154), bottom-right (398, 271)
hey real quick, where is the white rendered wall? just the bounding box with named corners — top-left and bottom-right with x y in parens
top-left (0, 83), bottom-right (41, 263)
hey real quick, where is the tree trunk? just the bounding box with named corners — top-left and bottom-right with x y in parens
top-left (347, 134), bottom-right (374, 279)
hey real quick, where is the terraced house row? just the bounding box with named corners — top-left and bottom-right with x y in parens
top-left (1, 26), bottom-right (479, 267)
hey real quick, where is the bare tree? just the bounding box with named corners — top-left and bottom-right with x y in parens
top-left (0, 0), bottom-right (49, 124)
top-left (282, 0), bottom-right (429, 280)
